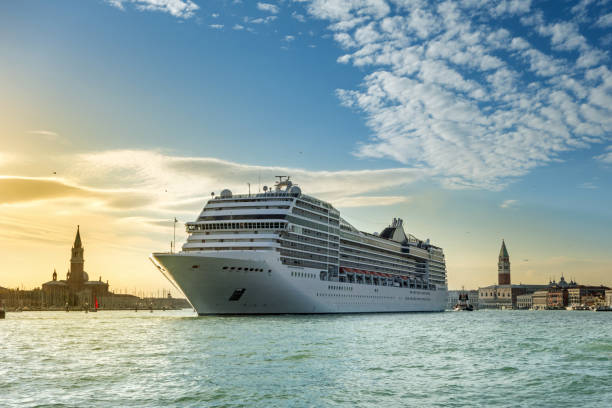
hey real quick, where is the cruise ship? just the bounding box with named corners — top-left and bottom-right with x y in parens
top-left (150, 177), bottom-right (447, 314)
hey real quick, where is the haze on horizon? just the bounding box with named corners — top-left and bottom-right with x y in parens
top-left (1, 0), bottom-right (611, 294)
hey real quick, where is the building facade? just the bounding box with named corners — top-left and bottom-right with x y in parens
top-left (532, 290), bottom-right (548, 310)
top-left (42, 226), bottom-right (110, 308)
top-left (516, 293), bottom-right (533, 309)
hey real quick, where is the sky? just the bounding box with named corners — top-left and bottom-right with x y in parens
top-left (0, 0), bottom-right (611, 294)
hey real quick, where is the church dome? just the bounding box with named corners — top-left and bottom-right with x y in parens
top-left (83, 271), bottom-right (89, 282)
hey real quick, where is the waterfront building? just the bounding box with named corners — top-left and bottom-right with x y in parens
top-left (567, 284), bottom-right (608, 307)
top-left (532, 290), bottom-right (548, 310)
top-left (606, 290), bottom-right (612, 307)
top-left (516, 293), bottom-right (533, 309)
top-left (478, 241), bottom-right (546, 309)
top-left (41, 226), bottom-right (110, 307)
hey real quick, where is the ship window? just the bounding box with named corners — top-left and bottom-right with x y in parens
top-left (237, 267), bottom-right (242, 270)
top-left (223, 266), bottom-right (228, 270)
top-left (230, 267), bottom-right (235, 270)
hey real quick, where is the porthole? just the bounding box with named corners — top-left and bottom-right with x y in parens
top-left (222, 266), bottom-right (228, 270)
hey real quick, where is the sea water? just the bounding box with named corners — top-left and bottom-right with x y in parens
top-left (1, 310), bottom-right (610, 407)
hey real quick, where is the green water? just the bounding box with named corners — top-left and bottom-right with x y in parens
top-left (1, 310), bottom-right (610, 407)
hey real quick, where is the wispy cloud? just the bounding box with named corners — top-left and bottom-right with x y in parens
top-left (107, 0), bottom-right (199, 19)
top-left (578, 182), bottom-right (598, 189)
top-left (500, 199), bottom-right (518, 209)
top-left (292, 11), bottom-right (306, 22)
top-left (244, 15), bottom-right (277, 24)
top-left (257, 2), bottom-right (279, 14)
top-left (27, 130), bottom-right (69, 145)
top-left (596, 13), bottom-right (612, 28)
top-left (301, 0), bottom-right (612, 190)
top-left (69, 149), bottom-right (422, 210)
top-left (0, 176), bottom-right (152, 210)
top-left (209, 24), bottom-right (224, 30)
top-left (594, 146), bottom-right (612, 163)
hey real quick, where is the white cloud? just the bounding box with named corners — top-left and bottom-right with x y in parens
top-left (66, 149), bottom-right (423, 211)
top-left (284, 35), bottom-right (295, 42)
top-left (578, 182), bottom-right (598, 189)
top-left (107, 0), bottom-right (199, 18)
top-left (595, 146), bottom-right (612, 164)
top-left (304, 0), bottom-right (612, 190)
top-left (245, 15), bottom-right (277, 24)
top-left (596, 12), bottom-right (612, 28)
top-left (27, 130), bottom-right (70, 145)
top-left (209, 24), bottom-right (224, 30)
top-left (292, 11), bottom-right (306, 22)
top-left (333, 195), bottom-right (411, 208)
top-left (257, 2), bottom-right (280, 14)
top-left (500, 199), bottom-right (518, 209)
top-left (233, 24), bottom-right (245, 30)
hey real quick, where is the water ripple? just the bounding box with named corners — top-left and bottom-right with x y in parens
top-left (1, 310), bottom-right (611, 407)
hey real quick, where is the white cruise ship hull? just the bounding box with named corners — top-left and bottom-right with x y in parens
top-left (151, 251), bottom-right (447, 315)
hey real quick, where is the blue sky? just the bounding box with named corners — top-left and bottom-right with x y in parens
top-left (0, 0), bottom-right (611, 291)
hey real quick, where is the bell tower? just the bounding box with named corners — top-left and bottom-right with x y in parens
top-left (68, 225), bottom-right (85, 288)
top-left (498, 240), bottom-right (511, 285)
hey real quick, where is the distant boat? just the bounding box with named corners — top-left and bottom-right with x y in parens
top-left (453, 289), bottom-right (474, 311)
top-left (91, 296), bottom-right (99, 312)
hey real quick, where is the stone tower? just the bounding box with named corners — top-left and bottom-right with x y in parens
top-left (68, 225), bottom-right (85, 289)
top-left (498, 240), bottom-right (510, 285)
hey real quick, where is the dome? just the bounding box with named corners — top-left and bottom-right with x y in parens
top-left (83, 271), bottom-right (89, 282)
top-left (220, 189), bottom-right (232, 198)
top-left (288, 185), bottom-right (301, 196)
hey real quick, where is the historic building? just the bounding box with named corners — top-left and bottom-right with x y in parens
top-left (516, 293), bottom-right (533, 309)
top-left (498, 240), bottom-right (510, 285)
top-left (42, 226), bottom-right (110, 307)
top-left (478, 240), bottom-right (546, 309)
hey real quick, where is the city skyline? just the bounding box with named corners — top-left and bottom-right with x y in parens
top-left (1, 0), bottom-right (611, 292)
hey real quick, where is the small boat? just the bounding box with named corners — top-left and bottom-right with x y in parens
top-left (568, 305), bottom-right (590, 311)
top-left (453, 289), bottom-right (474, 311)
top-left (90, 296), bottom-right (99, 312)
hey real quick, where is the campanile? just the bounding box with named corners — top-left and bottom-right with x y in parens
top-left (498, 240), bottom-right (511, 285)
